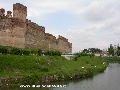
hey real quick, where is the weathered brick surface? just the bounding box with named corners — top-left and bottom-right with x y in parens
top-left (0, 3), bottom-right (72, 53)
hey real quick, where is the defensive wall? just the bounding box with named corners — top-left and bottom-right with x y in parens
top-left (0, 3), bottom-right (72, 53)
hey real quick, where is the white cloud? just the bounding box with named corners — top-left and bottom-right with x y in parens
top-left (65, 0), bottom-right (120, 52)
top-left (27, 1), bottom-right (66, 17)
top-left (79, 1), bottom-right (116, 22)
top-left (66, 27), bottom-right (110, 52)
top-left (23, 0), bottom-right (85, 18)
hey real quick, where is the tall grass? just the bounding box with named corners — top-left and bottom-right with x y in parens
top-left (0, 54), bottom-right (109, 85)
top-left (0, 54), bottom-right (107, 77)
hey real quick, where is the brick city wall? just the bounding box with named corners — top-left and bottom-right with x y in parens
top-left (0, 3), bottom-right (72, 53)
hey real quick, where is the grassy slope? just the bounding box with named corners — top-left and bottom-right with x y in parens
top-left (0, 54), bottom-right (107, 77)
top-left (102, 56), bottom-right (120, 61)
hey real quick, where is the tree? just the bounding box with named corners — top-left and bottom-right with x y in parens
top-left (108, 44), bottom-right (114, 56)
top-left (83, 49), bottom-right (88, 53)
top-left (83, 48), bottom-right (102, 53)
top-left (37, 49), bottom-right (42, 56)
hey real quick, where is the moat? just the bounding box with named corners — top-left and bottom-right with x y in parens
top-left (1, 62), bottom-right (120, 90)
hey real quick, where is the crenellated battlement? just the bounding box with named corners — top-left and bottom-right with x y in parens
top-left (45, 33), bottom-right (57, 42)
top-left (26, 19), bottom-right (45, 36)
top-left (0, 3), bottom-right (72, 53)
top-left (0, 8), bottom-right (12, 19)
top-left (6, 11), bottom-right (12, 18)
top-left (0, 8), bottom-right (5, 17)
top-left (58, 35), bottom-right (68, 42)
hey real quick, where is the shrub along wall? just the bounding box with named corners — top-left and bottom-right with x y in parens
top-left (0, 45), bottom-right (61, 56)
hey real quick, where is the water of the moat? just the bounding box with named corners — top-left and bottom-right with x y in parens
top-left (1, 62), bottom-right (120, 90)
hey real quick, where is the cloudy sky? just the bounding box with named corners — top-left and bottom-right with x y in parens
top-left (1, 0), bottom-right (120, 53)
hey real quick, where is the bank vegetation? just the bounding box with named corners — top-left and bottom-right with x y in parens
top-left (0, 46), bottom-right (108, 87)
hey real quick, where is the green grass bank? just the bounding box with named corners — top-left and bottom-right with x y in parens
top-left (102, 56), bottom-right (120, 61)
top-left (0, 54), bottom-right (108, 87)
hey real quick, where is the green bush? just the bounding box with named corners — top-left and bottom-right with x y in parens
top-left (44, 50), bottom-right (61, 56)
top-left (22, 49), bottom-right (31, 55)
top-left (0, 46), bottom-right (8, 54)
top-left (0, 45), bottom-right (62, 56)
top-left (73, 52), bottom-right (95, 61)
top-left (37, 49), bottom-right (42, 56)
top-left (10, 48), bottom-right (22, 55)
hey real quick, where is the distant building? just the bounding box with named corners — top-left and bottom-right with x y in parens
top-left (101, 51), bottom-right (109, 57)
top-left (94, 53), bottom-right (101, 57)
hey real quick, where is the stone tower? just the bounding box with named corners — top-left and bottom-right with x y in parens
top-left (13, 3), bottom-right (27, 22)
top-left (11, 3), bottom-right (27, 48)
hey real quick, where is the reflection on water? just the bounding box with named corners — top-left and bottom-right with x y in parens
top-left (1, 62), bottom-right (120, 90)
